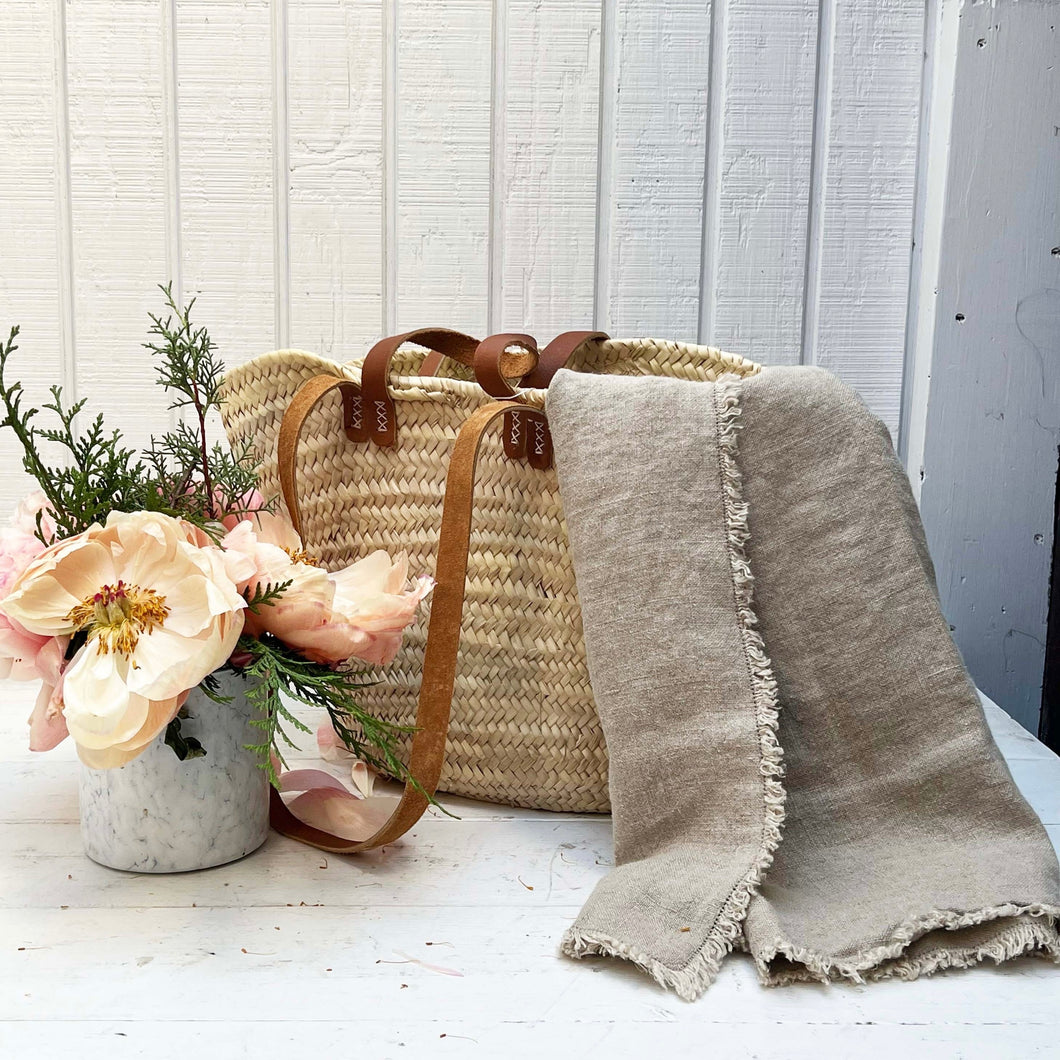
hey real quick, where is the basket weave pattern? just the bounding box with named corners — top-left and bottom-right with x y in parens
top-left (221, 338), bottom-right (760, 811)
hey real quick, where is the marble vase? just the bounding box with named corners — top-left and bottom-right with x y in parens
top-left (78, 672), bottom-right (269, 873)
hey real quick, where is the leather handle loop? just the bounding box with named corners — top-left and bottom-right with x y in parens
top-left (521, 331), bottom-right (609, 389)
top-left (274, 391), bottom-right (524, 852)
top-left (360, 329), bottom-right (482, 448)
top-left (472, 333), bottom-right (539, 399)
top-left (471, 334), bottom-right (540, 461)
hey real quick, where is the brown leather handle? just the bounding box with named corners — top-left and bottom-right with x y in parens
top-left (360, 329), bottom-right (538, 449)
top-left (358, 329), bottom-right (481, 447)
top-left (472, 333), bottom-right (540, 463)
top-left (473, 333), bottom-right (538, 399)
top-left (522, 331), bottom-right (608, 389)
top-left (477, 332), bottom-right (605, 467)
top-left (275, 377), bottom-right (521, 851)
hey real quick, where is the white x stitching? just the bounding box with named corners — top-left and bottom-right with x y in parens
top-left (532, 418), bottom-right (546, 455)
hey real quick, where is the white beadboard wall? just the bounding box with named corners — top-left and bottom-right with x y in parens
top-left (0, 0), bottom-right (925, 514)
top-left (5, 4), bottom-right (1056, 735)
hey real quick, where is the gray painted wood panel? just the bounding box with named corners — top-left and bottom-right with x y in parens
top-left (918, 0), bottom-right (1060, 731)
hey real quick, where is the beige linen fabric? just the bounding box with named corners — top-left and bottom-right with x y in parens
top-left (546, 365), bottom-right (1060, 1000)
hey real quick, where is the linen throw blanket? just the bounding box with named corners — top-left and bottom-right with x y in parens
top-left (546, 365), bottom-right (1060, 1000)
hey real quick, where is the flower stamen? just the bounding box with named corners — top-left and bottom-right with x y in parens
top-left (283, 547), bottom-right (322, 567)
top-left (65, 579), bottom-right (170, 656)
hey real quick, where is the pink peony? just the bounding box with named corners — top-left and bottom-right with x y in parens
top-left (219, 488), bottom-right (267, 531)
top-left (222, 513), bottom-right (432, 666)
top-left (0, 493), bottom-right (68, 696)
top-left (27, 669), bottom-right (70, 752)
top-left (11, 491), bottom-right (58, 545)
top-left (296, 550), bottom-right (433, 666)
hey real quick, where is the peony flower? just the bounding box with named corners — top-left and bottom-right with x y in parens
top-left (319, 551), bottom-right (433, 666)
top-left (221, 512), bottom-right (334, 640)
top-left (0, 494), bottom-right (70, 746)
top-left (27, 669), bottom-right (69, 752)
top-left (222, 513), bottom-right (432, 666)
top-left (11, 491), bottom-right (58, 545)
top-left (1, 510), bottom-right (246, 763)
top-left (75, 688), bottom-right (190, 770)
top-left (219, 487), bottom-right (266, 531)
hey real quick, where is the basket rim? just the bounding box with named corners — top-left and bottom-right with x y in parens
top-left (221, 339), bottom-right (762, 408)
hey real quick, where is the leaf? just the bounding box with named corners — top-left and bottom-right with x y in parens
top-left (164, 716), bottom-right (208, 762)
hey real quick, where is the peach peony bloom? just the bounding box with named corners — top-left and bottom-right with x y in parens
top-left (222, 513), bottom-right (432, 666)
top-left (76, 688), bottom-right (191, 769)
top-left (319, 551), bottom-right (433, 666)
top-left (221, 513), bottom-right (334, 640)
top-left (1, 510), bottom-right (246, 761)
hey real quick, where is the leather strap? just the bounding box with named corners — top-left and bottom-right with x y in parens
top-left (473, 333), bottom-right (538, 398)
top-left (472, 333), bottom-right (538, 460)
top-left (521, 330), bottom-right (608, 389)
top-left (359, 329), bottom-right (481, 447)
top-left (419, 350), bottom-right (445, 376)
top-left (361, 329), bottom-right (538, 449)
top-left (497, 331), bottom-right (606, 469)
top-left (277, 377), bottom-right (366, 511)
top-left (275, 378), bottom-right (522, 851)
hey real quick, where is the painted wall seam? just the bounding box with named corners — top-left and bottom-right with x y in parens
top-left (487, 0), bottom-right (507, 333)
top-left (799, 0), bottom-right (837, 367)
top-left (160, 0), bottom-right (182, 432)
top-left (53, 0), bottom-right (77, 408)
top-left (899, 0), bottom-right (960, 486)
top-left (697, 0), bottom-right (728, 347)
top-left (592, 0), bottom-right (616, 333)
top-left (271, 0), bottom-right (292, 349)
top-left (381, 0), bottom-right (398, 336)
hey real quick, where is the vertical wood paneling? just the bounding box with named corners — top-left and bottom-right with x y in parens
top-left (288, 0), bottom-right (384, 359)
top-left (177, 1), bottom-right (275, 369)
top-left (712, 0), bottom-right (818, 363)
top-left (498, 1), bottom-right (600, 335)
top-left (65, 0), bottom-right (170, 456)
top-left (0, 1), bottom-right (66, 515)
top-left (811, 0), bottom-right (923, 432)
top-left (1, 0), bottom-right (933, 500)
top-left (395, 0), bottom-right (491, 335)
top-left (603, 1), bottom-right (711, 340)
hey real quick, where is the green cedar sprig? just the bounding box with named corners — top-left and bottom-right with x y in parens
top-left (0, 326), bottom-right (149, 541)
top-left (1, 287), bottom-right (270, 539)
top-left (232, 632), bottom-right (427, 798)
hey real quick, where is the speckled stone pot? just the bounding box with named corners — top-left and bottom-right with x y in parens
top-left (78, 672), bottom-right (269, 873)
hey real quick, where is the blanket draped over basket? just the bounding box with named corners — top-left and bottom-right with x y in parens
top-left (546, 365), bottom-right (1060, 1000)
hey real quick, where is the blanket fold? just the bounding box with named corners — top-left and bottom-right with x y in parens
top-left (546, 365), bottom-right (1060, 1000)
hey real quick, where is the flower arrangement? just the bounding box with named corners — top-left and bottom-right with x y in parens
top-left (0, 287), bottom-right (431, 796)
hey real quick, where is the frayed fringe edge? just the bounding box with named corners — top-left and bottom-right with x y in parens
top-left (756, 903), bottom-right (1060, 987)
top-left (562, 374), bottom-right (786, 1004)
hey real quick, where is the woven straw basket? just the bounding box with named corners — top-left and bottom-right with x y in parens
top-left (221, 335), bottom-right (760, 814)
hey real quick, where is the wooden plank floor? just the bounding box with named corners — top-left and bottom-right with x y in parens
top-left (1, 686), bottom-right (1057, 1058)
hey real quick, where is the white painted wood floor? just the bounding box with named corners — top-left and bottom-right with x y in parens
top-left (1, 686), bottom-right (1057, 1059)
